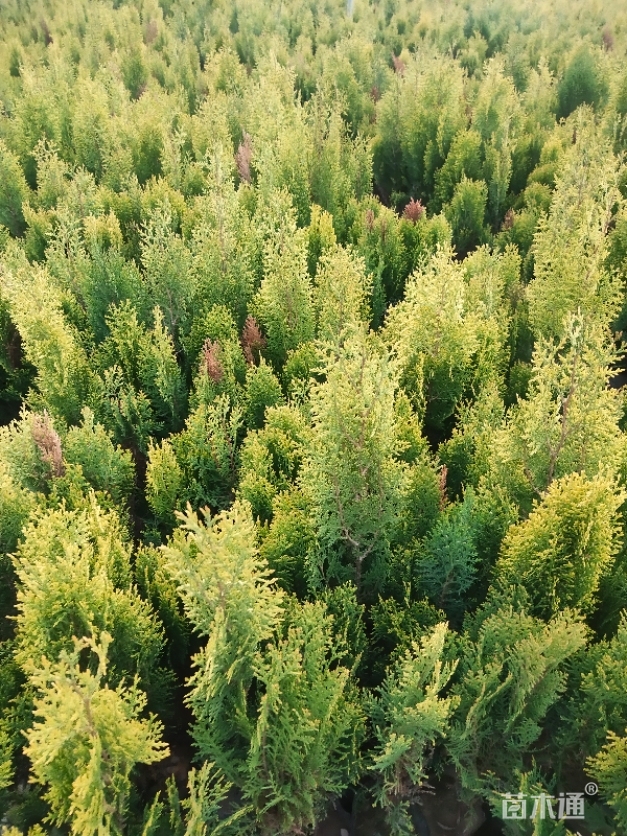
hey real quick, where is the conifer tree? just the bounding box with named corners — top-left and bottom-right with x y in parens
top-left (24, 632), bottom-right (168, 836)
top-left (384, 246), bottom-right (509, 434)
top-left (164, 503), bottom-right (364, 834)
top-left (95, 301), bottom-right (186, 449)
top-left (252, 197), bottom-right (315, 368)
top-left (0, 460), bottom-right (35, 566)
top-left (258, 488), bottom-right (316, 597)
top-left (244, 600), bottom-right (366, 835)
top-left (432, 130), bottom-right (484, 213)
top-left (146, 438), bottom-right (186, 529)
top-left (0, 410), bottom-right (57, 497)
top-left (527, 114), bottom-right (623, 342)
top-left (555, 614), bottom-right (627, 768)
top-left (162, 502), bottom-right (285, 780)
top-left (156, 393), bottom-right (242, 512)
top-left (473, 57), bottom-right (521, 226)
top-left (63, 408), bottom-right (135, 506)
top-left (369, 623), bottom-right (459, 835)
top-left (448, 592), bottom-right (587, 798)
top-left (355, 202), bottom-right (409, 319)
top-left (557, 46), bottom-right (609, 119)
top-left (307, 93), bottom-right (373, 239)
top-left (13, 499), bottom-right (163, 694)
top-left (302, 330), bottom-right (403, 599)
top-left (445, 177), bottom-right (489, 254)
top-left (163, 760), bottom-right (250, 836)
top-left (0, 140), bottom-right (30, 237)
top-left (185, 306), bottom-right (247, 408)
top-left (237, 404), bottom-right (310, 523)
top-left (241, 358), bottom-right (284, 430)
top-left (190, 165), bottom-right (258, 330)
top-left (415, 491), bottom-right (482, 624)
top-left (587, 733), bottom-right (627, 831)
top-left (140, 203), bottom-right (194, 345)
top-left (0, 264), bottom-right (94, 425)
top-left (312, 244), bottom-right (372, 343)
top-left (485, 313), bottom-right (626, 513)
top-left (372, 53), bottom-right (465, 206)
top-left (495, 471), bottom-right (625, 619)
top-left (306, 204), bottom-right (337, 277)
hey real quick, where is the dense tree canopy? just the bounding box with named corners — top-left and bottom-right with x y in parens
top-left (1, 0), bottom-right (627, 834)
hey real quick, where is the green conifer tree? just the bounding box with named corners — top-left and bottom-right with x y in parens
top-left (495, 471), bottom-right (625, 619)
top-left (448, 592), bottom-right (587, 798)
top-left (25, 632), bottom-right (168, 836)
top-left (164, 503), bottom-right (364, 834)
top-left (13, 499), bottom-right (163, 693)
top-left (0, 140), bottom-right (30, 237)
top-left (0, 264), bottom-right (94, 425)
top-left (312, 244), bottom-right (372, 343)
top-left (369, 623), bottom-right (459, 835)
top-left (527, 114), bottom-right (623, 342)
top-left (486, 313), bottom-right (626, 513)
top-left (252, 199), bottom-right (315, 368)
top-left (302, 330), bottom-right (403, 599)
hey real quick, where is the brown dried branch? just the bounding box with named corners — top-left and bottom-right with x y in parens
top-left (402, 199), bottom-right (425, 224)
top-left (241, 316), bottom-right (266, 365)
top-left (31, 412), bottom-right (65, 477)
top-left (602, 26), bottom-right (614, 51)
top-left (143, 19), bottom-right (158, 45)
top-left (235, 132), bottom-right (253, 184)
top-left (202, 339), bottom-right (224, 383)
top-left (392, 54), bottom-right (406, 76)
top-left (502, 208), bottom-right (515, 231)
top-left (438, 465), bottom-right (448, 511)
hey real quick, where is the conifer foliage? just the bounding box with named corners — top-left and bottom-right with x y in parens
top-left (1, 0), bottom-right (627, 833)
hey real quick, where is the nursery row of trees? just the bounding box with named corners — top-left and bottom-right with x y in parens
top-left (1, 0), bottom-right (627, 834)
